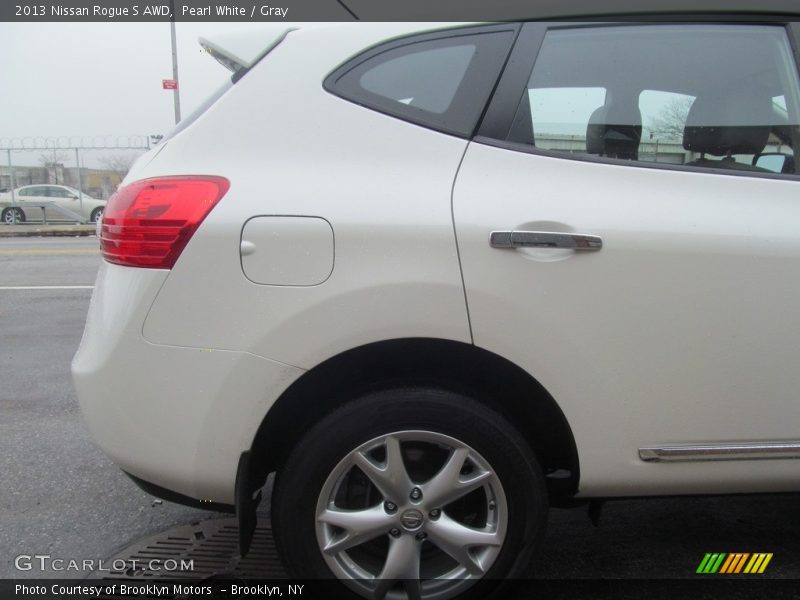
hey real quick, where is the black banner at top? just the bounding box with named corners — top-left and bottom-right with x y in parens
top-left (2, 0), bottom-right (800, 22)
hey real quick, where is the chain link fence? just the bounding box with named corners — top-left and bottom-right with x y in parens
top-left (0, 136), bottom-right (158, 201)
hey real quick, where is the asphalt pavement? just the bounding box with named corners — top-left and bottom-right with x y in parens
top-left (0, 237), bottom-right (217, 580)
top-left (1, 237), bottom-right (799, 595)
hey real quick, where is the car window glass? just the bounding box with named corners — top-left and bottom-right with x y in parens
top-left (506, 25), bottom-right (800, 177)
top-left (48, 187), bottom-right (68, 198)
top-left (359, 44), bottom-right (476, 114)
top-left (327, 28), bottom-right (516, 137)
top-left (639, 90), bottom-right (696, 164)
top-left (528, 87), bottom-right (606, 150)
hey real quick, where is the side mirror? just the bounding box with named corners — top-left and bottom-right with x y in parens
top-left (753, 152), bottom-right (794, 174)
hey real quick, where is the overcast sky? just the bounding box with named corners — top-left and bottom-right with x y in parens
top-left (0, 22), bottom-right (269, 167)
top-left (0, 20), bottom-right (698, 172)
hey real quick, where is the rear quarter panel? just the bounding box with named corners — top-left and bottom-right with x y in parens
top-left (136, 24), bottom-right (473, 369)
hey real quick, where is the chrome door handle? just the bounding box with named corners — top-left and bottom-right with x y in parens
top-left (489, 231), bottom-right (603, 251)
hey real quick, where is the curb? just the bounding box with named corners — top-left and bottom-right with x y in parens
top-left (0, 227), bottom-right (96, 238)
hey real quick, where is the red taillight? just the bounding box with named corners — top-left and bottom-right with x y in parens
top-left (100, 176), bottom-right (229, 269)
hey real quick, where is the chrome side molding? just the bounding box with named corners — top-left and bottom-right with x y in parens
top-left (639, 442), bottom-right (800, 462)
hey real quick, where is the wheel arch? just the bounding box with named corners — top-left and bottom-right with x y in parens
top-left (248, 338), bottom-right (580, 505)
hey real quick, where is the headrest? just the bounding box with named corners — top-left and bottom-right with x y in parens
top-left (683, 95), bottom-right (771, 156)
top-left (586, 103), bottom-right (642, 160)
top-left (586, 106), bottom-right (608, 155)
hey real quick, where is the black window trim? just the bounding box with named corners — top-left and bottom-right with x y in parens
top-left (323, 23), bottom-right (521, 139)
top-left (476, 17), bottom-right (800, 183)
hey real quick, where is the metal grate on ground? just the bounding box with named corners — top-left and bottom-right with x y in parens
top-left (90, 516), bottom-right (287, 590)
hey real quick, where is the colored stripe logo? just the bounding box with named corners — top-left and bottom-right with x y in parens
top-left (696, 553), bottom-right (773, 574)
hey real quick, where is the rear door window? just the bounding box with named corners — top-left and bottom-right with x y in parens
top-left (639, 90), bottom-right (696, 164)
top-left (500, 24), bottom-right (800, 177)
top-left (27, 187), bottom-right (47, 197)
top-left (528, 87), bottom-right (607, 150)
top-left (46, 187), bottom-right (70, 198)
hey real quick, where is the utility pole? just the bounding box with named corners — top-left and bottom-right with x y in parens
top-left (74, 147), bottom-right (84, 214)
top-left (169, 0), bottom-right (181, 124)
top-left (7, 149), bottom-right (16, 203)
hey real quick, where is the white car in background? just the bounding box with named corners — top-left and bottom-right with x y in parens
top-left (0, 184), bottom-right (105, 224)
top-left (73, 6), bottom-right (800, 599)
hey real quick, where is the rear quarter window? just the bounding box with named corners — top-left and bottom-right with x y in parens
top-left (325, 26), bottom-right (518, 138)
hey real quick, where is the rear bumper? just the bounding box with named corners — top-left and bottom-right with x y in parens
top-left (126, 451), bottom-right (263, 557)
top-left (125, 471), bottom-right (235, 513)
top-left (72, 262), bottom-right (304, 505)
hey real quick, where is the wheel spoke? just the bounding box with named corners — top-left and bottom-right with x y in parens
top-left (404, 579), bottom-right (422, 600)
top-left (422, 447), bottom-right (492, 508)
top-left (318, 505), bottom-right (394, 554)
top-left (426, 513), bottom-right (501, 576)
top-left (373, 535), bottom-right (421, 600)
top-left (353, 435), bottom-right (413, 501)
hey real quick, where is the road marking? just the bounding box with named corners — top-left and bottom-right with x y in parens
top-left (0, 248), bottom-right (99, 255)
top-left (0, 285), bottom-right (94, 290)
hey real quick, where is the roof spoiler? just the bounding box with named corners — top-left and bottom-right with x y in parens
top-left (199, 25), bottom-right (297, 73)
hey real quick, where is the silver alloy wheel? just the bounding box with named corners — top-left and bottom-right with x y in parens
top-left (315, 430), bottom-right (508, 600)
top-left (4, 209), bottom-right (22, 224)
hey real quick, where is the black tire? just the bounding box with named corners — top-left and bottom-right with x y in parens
top-left (273, 387), bottom-right (547, 600)
top-left (90, 207), bottom-right (103, 223)
top-left (2, 208), bottom-right (25, 224)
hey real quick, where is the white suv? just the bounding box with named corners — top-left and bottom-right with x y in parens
top-left (73, 13), bottom-right (800, 599)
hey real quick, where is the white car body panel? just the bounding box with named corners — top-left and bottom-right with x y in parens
top-left (136, 25), bottom-right (472, 369)
top-left (72, 263), bottom-right (303, 502)
top-left (453, 142), bottom-right (800, 496)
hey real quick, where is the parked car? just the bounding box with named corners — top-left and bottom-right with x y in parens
top-left (0, 184), bottom-right (105, 224)
top-left (73, 7), bottom-right (800, 599)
